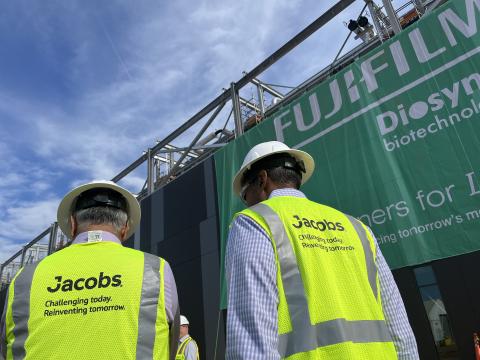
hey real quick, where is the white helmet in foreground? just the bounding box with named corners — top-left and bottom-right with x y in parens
top-left (57, 180), bottom-right (141, 240)
top-left (232, 141), bottom-right (315, 197)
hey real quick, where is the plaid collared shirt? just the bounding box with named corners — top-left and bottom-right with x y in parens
top-left (225, 188), bottom-right (419, 360)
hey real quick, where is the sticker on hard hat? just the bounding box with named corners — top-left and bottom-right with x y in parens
top-left (46, 272), bottom-right (122, 293)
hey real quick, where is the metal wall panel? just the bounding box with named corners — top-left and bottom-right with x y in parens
top-left (433, 250), bottom-right (480, 360)
top-left (393, 250), bottom-right (480, 360)
top-left (392, 268), bottom-right (439, 359)
top-left (137, 157), bottom-right (224, 359)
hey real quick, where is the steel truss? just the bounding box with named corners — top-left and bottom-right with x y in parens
top-left (1, 0), bottom-right (433, 283)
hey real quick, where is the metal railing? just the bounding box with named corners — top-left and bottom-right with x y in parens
top-left (1, 0), bottom-right (427, 288)
top-left (0, 223), bottom-right (67, 290)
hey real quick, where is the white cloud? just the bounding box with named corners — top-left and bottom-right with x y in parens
top-left (0, 0), bottom-right (376, 263)
top-left (0, 199), bottom-right (58, 239)
top-left (0, 199), bottom-right (58, 263)
top-left (0, 237), bottom-right (24, 264)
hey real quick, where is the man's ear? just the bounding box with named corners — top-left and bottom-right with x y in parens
top-left (119, 223), bottom-right (130, 241)
top-left (258, 170), bottom-right (268, 188)
top-left (70, 215), bottom-right (77, 238)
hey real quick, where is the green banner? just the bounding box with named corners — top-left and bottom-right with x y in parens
top-left (215, 0), bottom-right (480, 307)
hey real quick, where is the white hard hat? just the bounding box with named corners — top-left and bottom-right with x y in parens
top-left (233, 141), bottom-right (315, 196)
top-left (180, 315), bottom-right (190, 326)
top-left (57, 180), bottom-right (141, 240)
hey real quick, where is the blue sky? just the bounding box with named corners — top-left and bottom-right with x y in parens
top-left (0, 0), bottom-right (375, 262)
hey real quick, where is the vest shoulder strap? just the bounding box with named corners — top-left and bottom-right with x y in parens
top-left (177, 336), bottom-right (192, 355)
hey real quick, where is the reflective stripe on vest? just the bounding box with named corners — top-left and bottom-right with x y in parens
top-left (346, 214), bottom-right (378, 300)
top-left (136, 253), bottom-right (162, 359)
top-left (176, 336), bottom-right (199, 360)
top-left (11, 262), bottom-right (39, 360)
top-left (6, 246), bottom-right (167, 360)
top-left (250, 203), bottom-right (392, 358)
top-left (176, 336), bottom-right (191, 358)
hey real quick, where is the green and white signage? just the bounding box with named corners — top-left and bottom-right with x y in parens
top-left (215, 0), bottom-right (480, 306)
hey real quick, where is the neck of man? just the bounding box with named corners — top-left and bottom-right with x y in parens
top-left (77, 224), bottom-right (123, 241)
top-left (265, 182), bottom-right (296, 197)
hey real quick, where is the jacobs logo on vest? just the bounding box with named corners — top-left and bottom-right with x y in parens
top-left (46, 272), bottom-right (122, 293)
top-left (292, 215), bottom-right (345, 232)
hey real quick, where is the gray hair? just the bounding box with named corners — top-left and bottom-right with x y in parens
top-left (266, 167), bottom-right (302, 189)
top-left (74, 206), bottom-right (128, 233)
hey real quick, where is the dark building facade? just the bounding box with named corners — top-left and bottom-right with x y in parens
top-left (124, 157), bottom-right (226, 359)
top-left (393, 251), bottom-right (480, 360)
top-left (129, 155), bottom-right (480, 359)
top-left (1, 155), bottom-right (478, 359)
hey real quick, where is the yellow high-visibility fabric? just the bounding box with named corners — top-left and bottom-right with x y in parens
top-left (238, 196), bottom-right (397, 360)
top-left (6, 241), bottom-right (169, 360)
top-left (5, 268), bottom-right (24, 360)
top-left (153, 257), bottom-right (170, 360)
top-left (175, 336), bottom-right (199, 360)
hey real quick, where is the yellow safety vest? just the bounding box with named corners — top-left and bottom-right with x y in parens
top-left (237, 196), bottom-right (398, 360)
top-left (175, 336), bottom-right (199, 360)
top-left (4, 241), bottom-right (170, 360)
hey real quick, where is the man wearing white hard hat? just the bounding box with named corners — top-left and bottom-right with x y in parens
top-left (1, 180), bottom-right (180, 360)
top-left (176, 315), bottom-right (199, 360)
top-left (225, 141), bottom-right (418, 359)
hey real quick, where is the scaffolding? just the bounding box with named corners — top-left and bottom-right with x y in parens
top-left (1, 0), bottom-right (442, 287)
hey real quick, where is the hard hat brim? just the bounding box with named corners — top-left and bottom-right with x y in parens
top-left (232, 148), bottom-right (315, 196)
top-left (57, 181), bottom-right (141, 240)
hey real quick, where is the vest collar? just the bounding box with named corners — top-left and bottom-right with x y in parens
top-left (179, 335), bottom-right (191, 343)
top-left (269, 188), bottom-right (307, 199)
top-left (72, 230), bottom-right (122, 245)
